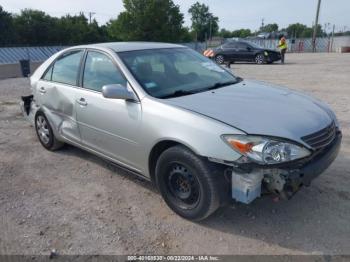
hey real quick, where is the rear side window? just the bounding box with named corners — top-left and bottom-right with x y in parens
top-left (222, 42), bottom-right (236, 49)
top-left (51, 50), bottom-right (84, 86)
top-left (42, 66), bottom-right (53, 81)
top-left (83, 51), bottom-right (127, 92)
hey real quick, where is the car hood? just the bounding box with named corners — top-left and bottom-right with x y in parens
top-left (163, 80), bottom-right (333, 143)
top-left (265, 48), bottom-right (279, 53)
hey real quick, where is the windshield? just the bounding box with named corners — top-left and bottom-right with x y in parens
top-left (246, 42), bottom-right (263, 49)
top-left (118, 48), bottom-right (239, 98)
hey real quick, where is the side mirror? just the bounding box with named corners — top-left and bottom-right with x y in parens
top-left (246, 46), bottom-right (252, 51)
top-left (102, 84), bottom-right (137, 101)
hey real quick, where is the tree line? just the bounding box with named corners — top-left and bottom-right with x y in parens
top-left (1, 0), bottom-right (347, 47)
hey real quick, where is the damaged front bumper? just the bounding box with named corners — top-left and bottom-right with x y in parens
top-left (229, 131), bottom-right (342, 204)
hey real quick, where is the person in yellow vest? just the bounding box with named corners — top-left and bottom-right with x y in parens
top-left (277, 35), bottom-right (287, 64)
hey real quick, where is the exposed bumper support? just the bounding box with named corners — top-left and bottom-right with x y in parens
top-left (229, 131), bottom-right (342, 203)
top-left (20, 94), bottom-right (38, 126)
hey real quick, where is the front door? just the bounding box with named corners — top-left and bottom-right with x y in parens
top-left (236, 43), bottom-right (255, 61)
top-left (75, 50), bottom-right (142, 171)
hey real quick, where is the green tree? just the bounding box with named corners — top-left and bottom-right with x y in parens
top-left (284, 23), bottom-right (324, 38)
top-left (107, 0), bottom-right (186, 42)
top-left (284, 23), bottom-right (308, 38)
top-left (260, 23), bottom-right (278, 33)
top-left (0, 5), bottom-right (15, 46)
top-left (54, 13), bottom-right (109, 45)
top-left (12, 9), bottom-right (57, 45)
top-left (56, 13), bottom-right (90, 44)
top-left (231, 29), bottom-right (252, 38)
top-left (218, 28), bottom-right (232, 38)
top-left (188, 2), bottom-right (219, 42)
top-left (218, 28), bottom-right (252, 38)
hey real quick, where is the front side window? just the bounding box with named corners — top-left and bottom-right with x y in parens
top-left (247, 42), bottom-right (263, 49)
top-left (51, 50), bottom-right (84, 85)
top-left (236, 43), bottom-right (248, 50)
top-left (83, 51), bottom-right (127, 92)
top-left (118, 48), bottom-right (239, 98)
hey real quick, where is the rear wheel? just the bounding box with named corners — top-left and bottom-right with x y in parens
top-left (255, 54), bottom-right (265, 64)
top-left (35, 112), bottom-right (64, 151)
top-left (215, 55), bottom-right (225, 64)
top-left (155, 145), bottom-right (225, 221)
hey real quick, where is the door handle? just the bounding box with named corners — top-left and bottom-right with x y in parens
top-left (39, 87), bottom-right (46, 94)
top-left (76, 97), bottom-right (88, 106)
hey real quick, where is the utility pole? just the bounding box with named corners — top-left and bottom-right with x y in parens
top-left (312, 0), bottom-right (321, 52)
top-left (330, 24), bottom-right (335, 52)
top-left (209, 19), bottom-right (212, 41)
top-left (88, 12), bottom-right (96, 24)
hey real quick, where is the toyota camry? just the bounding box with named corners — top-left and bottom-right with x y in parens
top-left (21, 42), bottom-right (341, 221)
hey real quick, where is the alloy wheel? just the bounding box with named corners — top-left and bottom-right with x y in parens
top-left (215, 55), bottom-right (224, 64)
top-left (255, 54), bottom-right (264, 64)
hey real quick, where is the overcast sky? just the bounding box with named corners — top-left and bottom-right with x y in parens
top-left (2, 0), bottom-right (350, 32)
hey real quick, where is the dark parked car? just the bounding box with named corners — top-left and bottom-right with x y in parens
top-left (213, 41), bottom-right (281, 64)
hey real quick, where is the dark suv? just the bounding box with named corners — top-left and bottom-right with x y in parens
top-left (213, 41), bottom-right (281, 64)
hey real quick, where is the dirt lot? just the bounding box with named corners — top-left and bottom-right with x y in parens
top-left (0, 53), bottom-right (349, 255)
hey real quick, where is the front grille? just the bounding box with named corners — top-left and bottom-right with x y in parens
top-left (270, 53), bottom-right (280, 59)
top-left (301, 121), bottom-right (337, 150)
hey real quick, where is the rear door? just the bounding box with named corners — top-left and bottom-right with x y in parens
top-left (37, 49), bottom-right (84, 143)
top-left (221, 42), bottom-right (238, 60)
top-left (75, 50), bottom-right (142, 171)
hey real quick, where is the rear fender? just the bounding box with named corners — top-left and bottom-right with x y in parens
top-left (36, 106), bottom-right (66, 141)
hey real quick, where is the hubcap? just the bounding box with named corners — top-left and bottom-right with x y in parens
top-left (167, 163), bottom-right (200, 209)
top-left (216, 55), bottom-right (224, 64)
top-left (36, 116), bottom-right (50, 144)
top-left (256, 55), bottom-right (264, 64)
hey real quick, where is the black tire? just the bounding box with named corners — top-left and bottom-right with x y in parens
top-left (255, 54), bottom-right (265, 64)
top-left (155, 145), bottom-right (227, 221)
top-left (215, 55), bottom-right (225, 64)
top-left (35, 111), bottom-right (64, 151)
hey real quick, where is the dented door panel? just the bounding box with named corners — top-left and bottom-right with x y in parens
top-left (38, 80), bottom-right (81, 143)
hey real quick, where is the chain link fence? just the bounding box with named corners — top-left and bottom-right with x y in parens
top-left (199, 36), bottom-right (350, 53)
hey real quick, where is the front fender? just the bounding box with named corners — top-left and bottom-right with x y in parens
top-left (138, 97), bottom-right (245, 176)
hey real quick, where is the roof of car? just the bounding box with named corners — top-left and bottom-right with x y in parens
top-left (86, 42), bottom-right (185, 52)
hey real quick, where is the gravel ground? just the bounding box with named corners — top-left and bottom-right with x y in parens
top-left (0, 53), bottom-right (349, 255)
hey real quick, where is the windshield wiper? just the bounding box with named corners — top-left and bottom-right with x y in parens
top-left (199, 80), bottom-right (239, 92)
top-left (159, 79), bottom-right (243, 99)
top-left (160, 89), bottom-right (195, 99)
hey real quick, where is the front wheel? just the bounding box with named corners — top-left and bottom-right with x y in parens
top-left (155, 145), bottom-right (225, 221)
top-left (255, 54), bottom-right (265, 64)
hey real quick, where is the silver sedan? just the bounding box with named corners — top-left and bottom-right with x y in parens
top-left (21, 42), bottom-right (342, 220)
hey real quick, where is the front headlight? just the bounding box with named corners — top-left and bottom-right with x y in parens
top-left (222, 135), bottom-right (311, 165)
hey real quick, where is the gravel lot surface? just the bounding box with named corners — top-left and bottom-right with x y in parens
top-left (0, 53), bottom-right (349, 255)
